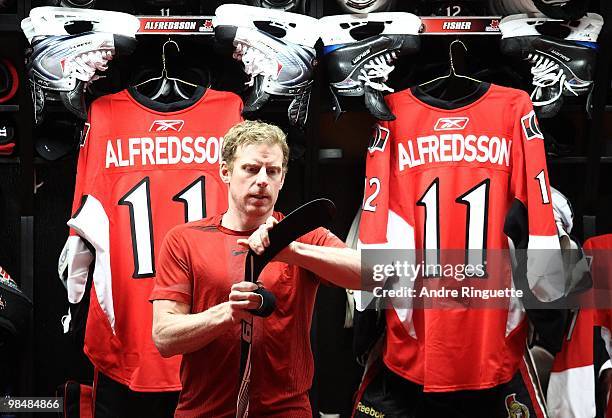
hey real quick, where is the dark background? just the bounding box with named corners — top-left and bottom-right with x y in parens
top-left (0, 0), bottom-right (611, 417)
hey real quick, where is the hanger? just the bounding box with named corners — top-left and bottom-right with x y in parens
top-left (418, 39), bottom-right (483, 101)
top-left (133, 38), bottom-right (199, 101)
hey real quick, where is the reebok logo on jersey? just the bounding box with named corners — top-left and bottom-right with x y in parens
top-left (368, 124), bottom-right (390, 154)
top-left (521, 111), bottom-right (543, 141)
top-left (150, 120), bottom-right (184, 132)
top-left (434, 117), bottom-right (469, 131)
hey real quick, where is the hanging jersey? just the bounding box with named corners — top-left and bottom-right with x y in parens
top-left (547, 309), bottom-right (596, 418)
top-left (586, 235), bottom-right (612, 359)
top-left (547, 234), bottom-right (612, 417)
top-left (67, 88), bottom-right (243, 391)
top-left (358, 84), bottom-right (563, 392)
top-left (585, 234), bottom-right (612, 418)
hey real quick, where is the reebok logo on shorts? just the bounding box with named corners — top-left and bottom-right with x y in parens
top-left (356, 401), bottom-right (385, 418)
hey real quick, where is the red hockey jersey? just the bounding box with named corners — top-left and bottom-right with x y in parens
top-left (547, 308), bottom-right (596, 418)
top-left (589, 236), bottom-right (612, 362)
top-left (67, 88), bottom-right (243, 391)
top-left (358, 84), bottom-right (563, 391)
top-left (548, 234), bottom-right (612, 417)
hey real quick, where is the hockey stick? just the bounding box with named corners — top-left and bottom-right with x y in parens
top-left (236, 198), bottom-right (336, 418)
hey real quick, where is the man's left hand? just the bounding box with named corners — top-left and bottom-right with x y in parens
top-left (237, 216), bottom-right (296, 262)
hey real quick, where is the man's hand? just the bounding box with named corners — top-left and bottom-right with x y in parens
top-left (235, 211), bottom-right (361, 290)
top-left (236, 216), bottom-right (296, 262)
top-left (227, 281), bottom-right (263, 324)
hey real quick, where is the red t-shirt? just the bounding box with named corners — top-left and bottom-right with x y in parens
top-left (150, 212), bottom-right (345, 417)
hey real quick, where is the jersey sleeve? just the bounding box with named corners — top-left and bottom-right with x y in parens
top-left (70, 102), bottom-right (103, 220)
top-left (356, 120), bottom-right (416, 322)
top-left (59, 103), bottom-right (101, 306)
top-left (68, 100), bottom-right (107, 251)
top-left (358, 121), bottom-right (416, 250)
top-left (65, 100), bottom-right (119, 329)
top-left (510, 94), bottom-right (564, 302)
top-left (149, 227), bottom-right (193, 305)
top-left (358, 122), bottom-right (392, 247)
top-left (58, 235), bottom-right (94, 304)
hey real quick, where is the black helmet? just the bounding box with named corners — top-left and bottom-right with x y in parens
top-left (335, 0), bottom-right (396, 14)
top-left (532, 0), bottom-right (588, 20)
top-left (0, 268), bottom-right (32, 346)
top-left (247, 0), bottom-right (307, 13)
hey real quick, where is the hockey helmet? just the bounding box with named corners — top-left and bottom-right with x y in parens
top-left (246, 0), bottom-right (306, 13)
top-left (335, 0), bottom-right (397, 14)
top-left (0, 267), bottom-right (32, 346)
top-left (59, 0), bottom-right (96, 8)
top-left (532, 0), bottom-right (588, 20)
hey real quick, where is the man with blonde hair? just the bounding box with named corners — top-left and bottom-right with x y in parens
top-left (150, 120), bottom-right (361, 417)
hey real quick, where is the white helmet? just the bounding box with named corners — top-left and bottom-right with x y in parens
top-left (335, 0), bottom-right (396, 14)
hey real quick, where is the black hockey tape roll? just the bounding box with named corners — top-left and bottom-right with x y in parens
top-left (249, 286), bottom-right (276, 317)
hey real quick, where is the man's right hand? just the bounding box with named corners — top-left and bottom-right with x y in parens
top-left (227, 281), bottom-right (263, 324)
